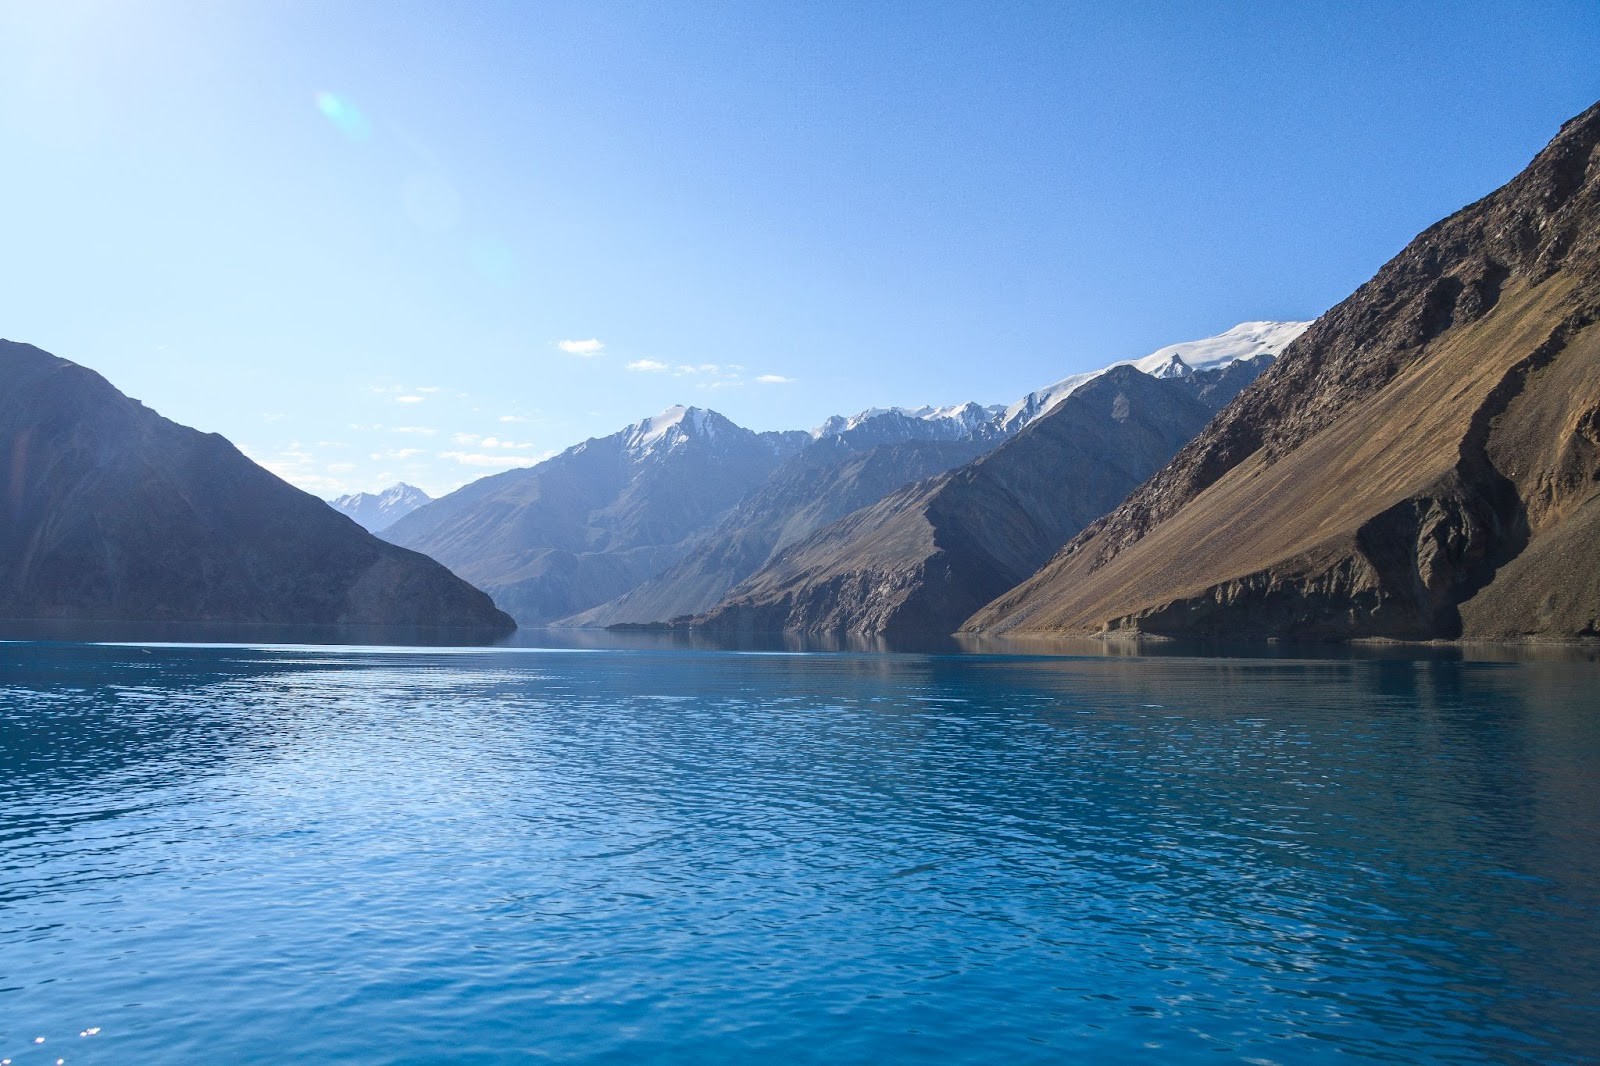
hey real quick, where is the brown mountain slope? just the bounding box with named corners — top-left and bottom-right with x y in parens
top-left (964, 101), bottom-right (1600, 642)
top-left (0, 341), bottom-right (515, 633)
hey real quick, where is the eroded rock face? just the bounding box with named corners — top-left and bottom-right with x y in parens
top-left (965, 100), bottom-right (1600, 643)
top-left (0, 341), bottom-right (514, 634)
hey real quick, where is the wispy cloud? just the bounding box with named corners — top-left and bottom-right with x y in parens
top-left (441, 450), bottom-right (552, 468)
top-left (370, 448), bottom-right (426, 461)
top-left (452, 433), bottom-right (537, 449)
top-left (627, 359), bottom-right (669, 372)
top-left (756, 374), bottom-right (794, 384)
top-left (242, 442), bottom-right (347, 494)
top-left (369, 384), bottom-right (438, 402)
top-left (392, 425), bottom-right (437, 435)
top-left (558, 338), bottom-right (605, 356)
top-left (498, 414), bottom-right (529, 423)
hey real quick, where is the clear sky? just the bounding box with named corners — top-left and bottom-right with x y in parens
top-left (1, 1), bottom-right (1596, 497)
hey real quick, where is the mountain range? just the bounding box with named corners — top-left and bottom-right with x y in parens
top-left (383, 322), bottom-right (1306, 628)
top-left (687, 355), bottom-right (1274, 640)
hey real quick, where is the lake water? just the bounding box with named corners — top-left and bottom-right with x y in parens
top-left (2, 641), bottom-right (1597, 1063)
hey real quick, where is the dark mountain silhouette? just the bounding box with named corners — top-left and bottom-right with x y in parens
top-left (0, 341), bottom-right (513, 633)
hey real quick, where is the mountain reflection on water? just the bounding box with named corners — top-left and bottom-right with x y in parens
top-left (1, 640), bottom-right (1597, 1063)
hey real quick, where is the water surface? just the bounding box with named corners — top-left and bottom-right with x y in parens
top-left (2, 642), bottom-right (1597, 1062)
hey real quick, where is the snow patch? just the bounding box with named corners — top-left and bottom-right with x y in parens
top-left (624, 405), bottom-right (720, 459)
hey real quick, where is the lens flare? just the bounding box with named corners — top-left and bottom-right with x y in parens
top-left (315, 91), bottom-right (372, 141)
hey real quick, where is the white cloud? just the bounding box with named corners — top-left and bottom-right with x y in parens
top-left (392, 425), bottom-right (437, 435)
top-left (396, 395), bottom-right (425, 404)
top-left (557, 338), bottom-right (605, 356)
top-left (415, 386), bottom-right (441, 394)
top-left (499, 414), bottom-right (529, 423)
top-left (370, 448), bottom-right (426, 460)
top-left (627, 359), bottom-right (669, 372)
top-left (756, 374), bottom-right (794, 384)
top-left (327, 462), bottom-right (357, 474)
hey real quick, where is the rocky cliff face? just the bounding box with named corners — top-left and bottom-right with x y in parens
top-left (686, 363), bottom-right (1259, 639)
top-left (0, 341), bottom-right (514, 633)
top-left (965, 101), bottom-right (1600, 643)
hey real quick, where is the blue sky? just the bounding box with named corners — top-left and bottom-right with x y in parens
top-left (1, 1), bottom-right (1595, 497)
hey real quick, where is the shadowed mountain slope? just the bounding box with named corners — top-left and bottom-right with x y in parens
top-left (965, 101), bottom-right (1600, 643)
top-left (559, 427), bottom-right (996, 628)
top-left (0, 341), bottom-right (514, 632)
top-left (685, 362), bottom-right (1263, 639)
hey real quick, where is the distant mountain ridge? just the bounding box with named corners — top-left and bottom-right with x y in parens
top-left (560, 428), bottom-right (996, 628)
top-left (0, 341), bottom-right (514, 633)
top-left (330, 483), bottom-right (432, 532)
top-left (389, 321), bottom-right (1303, 628)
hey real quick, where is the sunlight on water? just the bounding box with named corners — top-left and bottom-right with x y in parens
top-left (1, 643), bottom-right (1597, 1063)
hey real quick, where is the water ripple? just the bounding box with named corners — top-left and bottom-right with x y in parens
top-left (0, 645), bottom-right (1596, 1062)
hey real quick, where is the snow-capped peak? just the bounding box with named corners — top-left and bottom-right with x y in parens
top-left (811, 400), bottom-right (1007, 440)
top-left (1144, 354), bottom-right (1193, 379)
top-left (1128, 321), bottom-right (1307, 377)
top-left (328, 482), bottom-right (433, 533)
top-left (623, 405), bottom-right (727, 458)
top-left (1000, 320), bottom-right (1309, 431)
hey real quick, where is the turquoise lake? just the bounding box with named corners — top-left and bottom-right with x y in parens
top-left (1, 640), bottom-right (1597, 1063)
